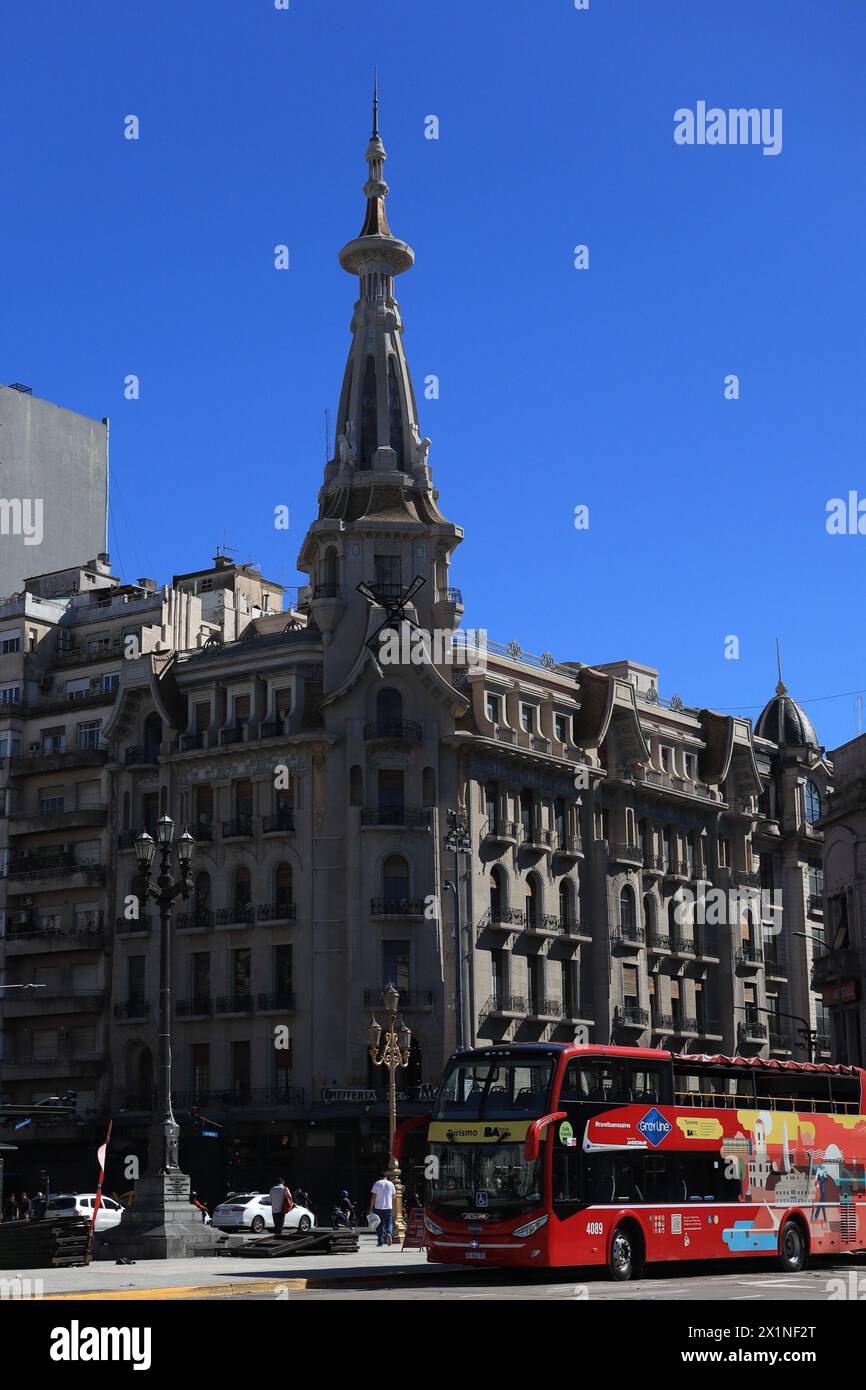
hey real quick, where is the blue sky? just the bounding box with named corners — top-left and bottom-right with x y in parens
top-left (2, 0), bottom-right (865, 750)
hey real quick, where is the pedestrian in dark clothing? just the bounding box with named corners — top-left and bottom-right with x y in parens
top-left (333, 1190), bottom-right (355, 1227)
top-left (294, 1186), bottom-right (310, 1211)
top-left (3, 1195), bottom-right (17, 1222)
top-left (404, 1186), bottom-right (421, 1213)
top-left (31, 1191), bottom-right (46, 1221)
top-left (16, 1192), bottom-right (31, 1221)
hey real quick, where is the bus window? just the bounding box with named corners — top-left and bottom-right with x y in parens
top-left (755, 1071), bottom-right (832, 1113)
top-left (830, 1075), bottom-right (861, 1113)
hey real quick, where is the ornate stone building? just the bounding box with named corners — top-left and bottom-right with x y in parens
top-left (0, 105), bottom-right (837, 1200)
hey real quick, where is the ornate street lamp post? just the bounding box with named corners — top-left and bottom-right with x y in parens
top-left (134, 815), bottom-right (195, 1174)
top-left (367, 984), bottom-right (412, 1238)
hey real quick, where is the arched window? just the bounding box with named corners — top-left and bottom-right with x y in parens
top-left (377, 688), bottom-right (403, 728)
top-left (489, 867), bottom-right (505, 921)
top-left (383, 854), bottom-right (410, 907)
top-left (643, 895), bottom-right (655, 938)
top-left (387, 358), bottom-right (404, 469)
top-left (360, 355), bottom-right (377, 468)
top-left (275, 863), bottom-right (293, 912)
top-left (619, 886), bottom-right (636, 934)
top-left (559, 880), bottom-right (572, 928)
top-left (526, 875), bottom-right (541, 928)
top-left (233, 866), bottom-right (252, 918)
top-left (805, 780), bottom-right (822, 825)
top-left (143, 712), bottom-right (162, 762)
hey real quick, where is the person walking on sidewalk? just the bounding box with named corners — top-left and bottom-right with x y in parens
top-left (369, 1171), bottom-right (396, 1247)
top-left (269, 1177), bottom-right (293, 1236)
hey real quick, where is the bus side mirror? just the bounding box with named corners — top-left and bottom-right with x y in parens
top-left (524, 1111), bottom-right (567, 1162)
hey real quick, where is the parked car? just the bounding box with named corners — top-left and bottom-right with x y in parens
top-left (45, 1193), bottom-right (123, 1231)
top-left (212, 1192), bottom-right (315, 1235)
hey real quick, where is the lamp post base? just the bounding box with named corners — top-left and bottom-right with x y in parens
top-left (95, 1172), bottom-right (220, 1261)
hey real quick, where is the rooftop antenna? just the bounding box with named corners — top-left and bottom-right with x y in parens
top-left (775, 638), bottom-right (787, 696)
top-left (372, 69), bottom-right (379, 137)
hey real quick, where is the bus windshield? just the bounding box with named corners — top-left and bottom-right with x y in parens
top-left (433, 1056), bottom-right (555, 1120)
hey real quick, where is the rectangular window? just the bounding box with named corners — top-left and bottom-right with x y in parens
top-left (555, 714), bottom-right (569, 743)
top-left (0, 632), bottom-right (21, 655)
top-left (233, 694), bottom-right (250, 726)
top-left (382, 939), bottom-right (410, 992)
top-left (622, 964), bottom-right (638, 1005)
top-left (76, 780), bottom-right (102, 809)
top-left (39, 787), bottom-right (64, 814)
top-left (520, 704), bottom-right (534, 733)
top-left (77, 720), bottom-right (101, 751)
top-left (718, 836), bottom-right (729, 868)
top-left (41, 727), bottom-right (66, 753)
top-left (65, 677), bottom-right (91, 701)
top-left (485, 693), bottom-right (500, 723)
top-left (0, 733), bottom-right (21, 757)
top-left (191, 953), bottom-right (210, 1007)
top-left (191, 1042), bottom-right (209, 1098)
top-left (374, 555), bottom-right (402, 590)
top-left (231, 948), bottom-right (251, 1002)
top-left (660, 746), bottom-right (672, 772)
top-left (231, 1040), bottom-right (251, 1096)
top-left (684, 752), bottom-right (696, 779)
top-left (274, 944), bottom-right (293, 1002)
top-left (127, 956), bottom-right (146, 1006)
top-left (102, 671), bottom-right (120, 693)
top-left (0, 684), bottom-right (20, 704)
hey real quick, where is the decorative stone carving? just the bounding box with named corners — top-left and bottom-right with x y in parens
top-left (337, 420), bottom-right (356, 464)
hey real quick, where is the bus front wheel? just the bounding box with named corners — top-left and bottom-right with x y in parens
top-left (608, 1224), bottom-right (638, 1281)
top-left (778, 1219), bottom-right (806, 1273)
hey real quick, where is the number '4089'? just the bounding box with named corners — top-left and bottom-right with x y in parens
top-left (586, 1221), bottom-right (604, 1236)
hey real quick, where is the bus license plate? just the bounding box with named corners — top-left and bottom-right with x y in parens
top-left (466, 1250), bottom-right (486, 1260)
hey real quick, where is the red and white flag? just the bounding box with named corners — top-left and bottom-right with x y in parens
top-left (87, 1119), bottom-right (113, 1247)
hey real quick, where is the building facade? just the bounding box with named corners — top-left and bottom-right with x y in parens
top-left (0, 109), bottom-right (839, 1203)
top-left (817, 732), bottom-right (866, 1065)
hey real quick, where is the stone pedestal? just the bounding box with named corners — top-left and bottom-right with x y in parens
top-left (95, 1172), bottom-right (221, 1261)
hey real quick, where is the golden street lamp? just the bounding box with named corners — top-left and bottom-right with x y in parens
top-left (367, 983), bottom-right (412, 1238)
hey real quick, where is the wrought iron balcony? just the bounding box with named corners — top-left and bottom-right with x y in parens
top-left (811, 946), bottom-right (866, 986)
top-left (219, 727), bottom-right (246, 746)
top-left (553, 832), bottom-right (583, 858)
top-left (733, 869), bottom-right (761, 888)
top-left (615, 1004), bottom-right (649, 1028)
top-left (524, 912), bottom-right (561, 935)
top-left (114, 998), bottom-right (150, 1020)
top-left (214, 904), bottom-right (255, 927)
top-left (695, 1018), bottom-right (723, 1037)
top-left (364, 719), bottom-right (422, 742)
top-left (527, 997), bottom-right (565, 1019)
top-left (256, 992), bottom-right (296, 1012)
top-left (222, 816), bottom-right (254, 838)
top-left (215, 994), bottom-right (255, 1014)
top-left (313, 583), bottom-right (340, 599)
top-left (475, 907), bottom-right (524, 941)
top-left (176, 997), bottom-right (213, 1017)
top-left (743, 1012), bottom-right (767, 1039)
top-left (481, 819), bottom-right (519, 845)
top-left (360, 807), bottom-right (430, 828)
top-left (736, 943), bottom-right (764, 968)
top-left (652, 1011), bottom-right (674, 1031)
top-left (647, 932), bottom-right (672, 954)
top-left (479, 993), bottom-right (528, 1024)
top-left (175, 910), bottom-right (214, 931)
top-left (671, 1015), bottom-right (698, 1035)
top-left (520, 825), bottom-right (553, 853)
top-left (257, 902), bottom-right (296, 922)
top-left (807, 894), bottom-right (824, 917)
top-left (370, 897), bottom-right (427, 916)
top-left (263, 811), bottom-right (295, 834)
top-left (664, 859), bottom-right (690, 879)
top-left (611, 926), bottom-right (645, 948)
top-left (180, 732), bottom-right (206, 750)
top-left (612, 842), bottom-right (642, 865)
top-left (260, 720), bottom-right (286, 739)
top-left (642, 852), bottom-right (665, 874)
top-left (125, 745), bottom-right (160, 765)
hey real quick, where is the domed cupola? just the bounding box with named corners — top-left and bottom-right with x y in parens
top-left (755, 679), bottom-right (819, 749)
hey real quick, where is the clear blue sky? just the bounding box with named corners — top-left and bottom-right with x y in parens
top-left (2, 1), bottom-right (865, 751)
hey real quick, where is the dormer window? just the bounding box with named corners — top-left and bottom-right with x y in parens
top-left (555, 713), bottom-right (569, 744)
top-left (520, 705), bottom-right (534, 734)
top-left (660, 746), bottom-right (673, 773)
top-left (485, 694), bottom-right (500, 724)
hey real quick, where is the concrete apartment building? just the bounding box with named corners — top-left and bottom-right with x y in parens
top-left (0, 108), bottom-right (837, 1201)
top-left (817, 732), bottom-right (866, 1065)
top-left (0, 383), bottom-right (108, 598)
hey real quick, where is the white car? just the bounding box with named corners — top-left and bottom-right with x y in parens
top-left (212, 1192), bottom-right (315, 1235)
top-left (45, 1193), bottom-right (124, 1231)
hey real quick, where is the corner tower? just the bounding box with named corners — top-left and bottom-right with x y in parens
top-left (298, 88), bottom-right (463, 688)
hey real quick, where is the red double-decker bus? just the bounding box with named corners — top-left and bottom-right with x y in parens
top-left (403, 1042), bottom-right (866, 1279)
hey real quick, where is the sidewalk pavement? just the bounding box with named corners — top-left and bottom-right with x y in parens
top-left (2, 1236), bottom-right (444, 1300)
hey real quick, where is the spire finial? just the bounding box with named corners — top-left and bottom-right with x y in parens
top-left (372, 70), bottom-right (379, 138)
top-left (775, 638), bottom-right (787, 696)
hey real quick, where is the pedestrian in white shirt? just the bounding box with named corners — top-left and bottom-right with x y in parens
top-left (269, 1177), bottom-right (292, 1236)
top-left (369, 1171), bottom-right (396, 1246)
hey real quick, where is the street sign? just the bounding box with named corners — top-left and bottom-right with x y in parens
top-left (202, 1129), bottom-right (220, 1138)
top-left (402, 1207), bottom-right (426, 1250)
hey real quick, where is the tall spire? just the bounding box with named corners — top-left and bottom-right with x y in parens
top-left (775, 637), bottom-right (787, 696)
top-left (372, 70), bottom-right (379, 138)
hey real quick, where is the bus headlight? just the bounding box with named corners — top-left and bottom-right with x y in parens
top-left (512, 1214), bottom-right (549, 1238)
top-left (424, 1215), bottom-right (444, 1235)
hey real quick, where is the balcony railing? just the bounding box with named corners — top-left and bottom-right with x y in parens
top-left (734, 869), bottom-right (761, 888)
top-left (363, 988), bottom-right (434, 1009)
top-left (527, 997), bottom-right (566, 1019)
top-left (695, 1018), bottom-right (723, 1037)
top-left (612, 842), bottom-right (642, 865)
top-left (615, 1004), bottom-right (649, 1028)
top-left (115, 914), bottom-right (153, 935)
top-left (364, 719), bottom-right (422, 742)
top-left (260, 720), bottom-right (286, 739)
top-left (642, 853), bottom-right (665, 873)
top-left (664, 859), bottom-right (690, 879)
top-left (482, 819), bottom-right (519, 844)
top-left (671, 1015), bottom-right (698, 1034)
top-left (524, 912), bottom-right (560, 934)
top-left (176, 997), bottom-right (213, 1017)
top-left (262, 812), bottom-right (294, 834)
top-left (180, 732), bottom-right (206, 750)
top-left (743, 1013), bottom-right (768, 1039)
top-left (648, 932), bottom-right (672, 953)
top-left (812, 946), bottom-right (866, 985)
top-left (553, 832), bottom-right (583, 857)
top-left (256, 992), bottom-right (296, 1012)
top-left (215, 994), bottom-right (255, 1014)
top-left (520, 826), bottom-right (553, 852)
top-left (125, 745), bottom-right (160, 765)
top-left (360, 808), bottom-right (429, 828)
top-left (215, 905), bottom-right (255, 927)
top-left (175, 910), bottom-right (214, 931)
top-left (807, 894), bottom-right (824, 917)
top-left (257, 902), bottom-right (296, 922)
top-left (219, 727), bottom-right (247, 746)
top-left (222, 816), bottom-right (254, 838)
top-left (479, 993), bottom-right (528, 1023)
top-left (114, 999), bottom-right (150, 1020)
top-left (370, 898), bottom-right (427, 916)
top-left (611, 926), bottom-right (645, 947)
top-left (736, 944), bottom-right (764, 968)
